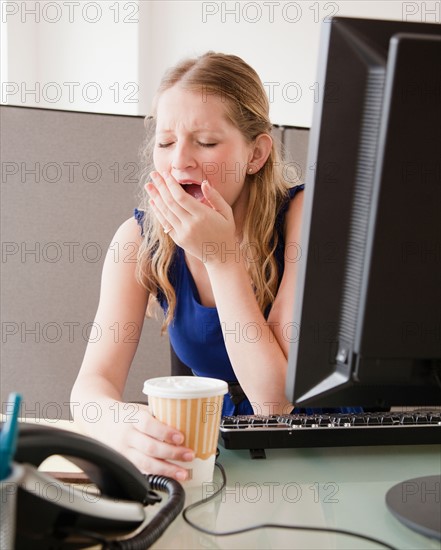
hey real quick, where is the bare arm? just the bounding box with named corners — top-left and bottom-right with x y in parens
top-left (71, 217), bottom-right (194, 481)
top-left (206, 193), bottom-right (304, 415)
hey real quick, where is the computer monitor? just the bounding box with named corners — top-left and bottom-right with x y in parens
top-left (286, 17), bottom-right (441, 409)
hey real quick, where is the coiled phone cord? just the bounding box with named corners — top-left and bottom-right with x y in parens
top-left (108, 475), bottom-right (185, 550)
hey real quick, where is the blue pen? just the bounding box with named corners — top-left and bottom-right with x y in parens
top-left (0, 392), bottom-right (22, 480)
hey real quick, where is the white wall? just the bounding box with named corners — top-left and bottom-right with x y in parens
top-left (1, 0), bottom-right (439, 126)
top-left (2, 0), bottom-right (143, 115)
top-left (142, 0), bottom-right (433, 127)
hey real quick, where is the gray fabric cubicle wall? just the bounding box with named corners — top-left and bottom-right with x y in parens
top-left (1, 105), bottom-right (168, 418)
top-left (1, 105), bottom-right (308, 419)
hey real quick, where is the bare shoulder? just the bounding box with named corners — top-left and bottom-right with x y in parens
top-left (267, 189), bottom-right (304, 355)
top-left (100, 215), bottom-right (147, 300)
top-left (285, 187), bottom-right (304, 236)
top-left (110, 215), bottom-right (144, 248)
top-left (279, 188), bottom-right (304, 281)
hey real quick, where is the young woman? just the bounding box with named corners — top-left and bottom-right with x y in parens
top-left (71, 52), bottom-right (304, 482)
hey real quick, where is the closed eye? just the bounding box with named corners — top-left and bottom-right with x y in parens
top-left (156, 141), bottom-right (217, 149)
top-left (198, 142), bottom-right (217, 148)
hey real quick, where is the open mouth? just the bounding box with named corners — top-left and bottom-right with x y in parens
top-left (180, 182), bottom-right (204, 200)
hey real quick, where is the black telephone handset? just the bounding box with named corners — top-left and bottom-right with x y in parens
top-left (4, 421), bottom-right (185, 549)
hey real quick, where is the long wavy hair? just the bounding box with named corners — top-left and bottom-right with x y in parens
top-left (136, 52), bottom-right (291, 331)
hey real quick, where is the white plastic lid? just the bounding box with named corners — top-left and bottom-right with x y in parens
top-left (143, 376), bottom-right (228, 399)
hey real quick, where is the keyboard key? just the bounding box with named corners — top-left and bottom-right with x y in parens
top-left (285, 416), bottom-right (303, 427)
top-left (265, 416), bottom-right (280, 425)
top-left (221, 416), bottom-right (236, 427)
top-left (303, 417), bottom-right (316, 427)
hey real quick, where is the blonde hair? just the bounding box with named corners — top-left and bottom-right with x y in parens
top-left (136, 52), bottom-right (290, 331)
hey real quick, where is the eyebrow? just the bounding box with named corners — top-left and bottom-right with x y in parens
top-left (156, 128), bottom-right (225, 135)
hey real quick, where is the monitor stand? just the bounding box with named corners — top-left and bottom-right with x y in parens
top-left (386, 475), bottom-right (441, 540)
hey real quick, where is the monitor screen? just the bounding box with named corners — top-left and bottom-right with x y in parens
top-left (286, 17), bottom-right (441, 408)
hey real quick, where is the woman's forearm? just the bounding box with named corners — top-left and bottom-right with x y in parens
top-left (205, 257), bottom-right (292, 414)
top-left (70, 373), bottom-right (128, 439)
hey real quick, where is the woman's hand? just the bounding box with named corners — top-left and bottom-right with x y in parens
top-left (108, 402), bottom-right (195, 482)
top-left (145, 171), bottom-right (237, 264)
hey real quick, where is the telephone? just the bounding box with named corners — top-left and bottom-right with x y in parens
top-left (2, 421), bottom-right (185, 549)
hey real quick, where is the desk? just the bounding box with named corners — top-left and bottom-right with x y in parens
top-left (16, 419), bottom-right (441, 549)
top-left (148, 444), bottom-right (441, 550)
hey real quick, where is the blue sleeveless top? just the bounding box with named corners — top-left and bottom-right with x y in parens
top-left (135, 185), bottom-right (362, 417)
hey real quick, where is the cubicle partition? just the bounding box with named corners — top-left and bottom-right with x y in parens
top-left (1, 105), bottom-right (308, 418)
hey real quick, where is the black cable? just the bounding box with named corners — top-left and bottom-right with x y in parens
top-left (182, 462), bottom-right (398, 550)
top-left (110, 475), bottom-right (185, 550)
top-left (54, 476), bottom-right (185, 550)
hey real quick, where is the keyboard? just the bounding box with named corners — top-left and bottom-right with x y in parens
top-left (219, 411), bottom-right (441, 451)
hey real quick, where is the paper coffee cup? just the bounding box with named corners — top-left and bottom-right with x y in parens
top-left (143, 376), bottom-right (228, 487)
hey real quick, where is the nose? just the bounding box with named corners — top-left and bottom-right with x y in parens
top-left (171, 140), bottom-right (197, 171)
